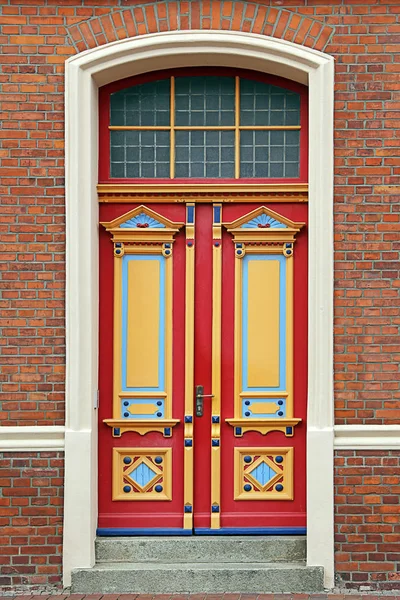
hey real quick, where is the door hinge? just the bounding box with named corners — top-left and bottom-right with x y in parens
top-left (94, 389), bottom-right (99, 409)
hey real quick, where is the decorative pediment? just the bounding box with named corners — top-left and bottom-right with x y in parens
top-left (101, 206), bottom-right (184, 250)
top-left (223, 207), bottom-right (305, 258)
top-left (101, 205), bottom-right (183, 232)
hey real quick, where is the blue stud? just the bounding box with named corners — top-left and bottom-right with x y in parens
top-left (244, 455), bottom-right (252, 464)
top-left (155, 485), bottom-right (163, 493)
top-left (235, 427), bottom-right (242, 436)
top-left (276, 484), bottom-right (284, 492)
top-left (157, 412), bottom-right (162, 417)
top-left (165, 243), bottom-right (171, 248)
top-left (278, 411), bottom-right (283, 417)
top-left (154, 456), bottom-right (163, 464)
top-left (245, 400), bottom-right (250, 406)
top-left (164, 427), bottom-right (171, 436)
top-left (185, 415), bottom-right (193, 423)
top-left (115, 249), bottom-right (121, 254)
top-left (113, 428), bottom-right (120, 436)
top-left (124, 412), bottom-right (129, 417)
top-left (278, 400), bottom-right (283, 406)
top-left (165, 250), bottom-right (171, 255)
top-left (185, 439), bottom-right (193, 447)
top-left (212, 439), bottom-right (220, 447)
top-left (236, 243), bottom-right (242, 248)
top-left (286, 250), bottom-right (292, 255)
top-left (212, 505), bottom-right (220, 513)
top-left (286, 427), bottom-right (293, 435)
top-left (123, 456), bottom-right (132, 465)
top-left (237, 250), bottom-right (243, 255)
top-left (123, 485), bottom-right (131, 493)
top-left (184, 505), bottom-right (192, 513)
top-left (212, 416), bottom-right (220, 423)
top-left (244, 484), bottom-right (252, 492)
top-left (188, 241), bottom-right (193, 247)
top-left (157, 401), bottom-right (162, 406)
top-left (275, 456), bottom-right (283, 464)
top-left (245, 411), bottom-right (250, 417)
top-left (116, 243), bottom-right (121, 247)
top-left (123, 401), bottom-right (129, 406)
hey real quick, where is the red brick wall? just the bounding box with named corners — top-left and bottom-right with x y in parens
top-left (335, 451), bottom-right (400, 590)
top-left (0, 0), bottom-right (399, 591)
top-left (1, 2), bottom-right (399, 429)
top-left (0, 452), bottom-right (64, 591)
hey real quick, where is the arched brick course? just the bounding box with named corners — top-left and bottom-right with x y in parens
top-left (66, 1), bottom-right (334, 53)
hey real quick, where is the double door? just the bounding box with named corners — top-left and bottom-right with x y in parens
top-left (98, 201), bottom-right (307, 533)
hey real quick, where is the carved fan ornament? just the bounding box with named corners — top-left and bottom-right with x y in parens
top-left (224, 206), bottom-right (305, 259)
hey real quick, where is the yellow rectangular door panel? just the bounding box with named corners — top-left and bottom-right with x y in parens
top-left (247, 259), bottom-right (280, 388)
top-left (127, 259), bottom-right (160, 388)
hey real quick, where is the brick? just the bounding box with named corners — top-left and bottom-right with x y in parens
top-left (1, 0), bottom-right (400, 594)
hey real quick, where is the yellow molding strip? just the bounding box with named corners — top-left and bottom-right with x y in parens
top-left (98, 183), bottom-right (308, 197)
top-left (170, 76), bottom-right (175, 180)
top-left (166, 254), bottom-right (173, 419)
top-left (234, 247), bottom-right (242, 422)
top-left (226, 418), bottom-right (301, 437)
top-left (113, 254), bottom-right (123, 418)
top-left (235, 76), bottom-right (240, 180)
top-left (286, 254), bottom-right (294, 418)
top-left (104, 418), bottom-right (179, 437)
top-left (211, 204), bottom-right (222, 529)
top-left (184, 203), bottom-right (195, 529)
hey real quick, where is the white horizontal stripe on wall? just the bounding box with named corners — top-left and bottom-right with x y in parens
top-left (334, 425), bottom-right (400, 450)
top-left (0, 426), bottom-right (65, 452)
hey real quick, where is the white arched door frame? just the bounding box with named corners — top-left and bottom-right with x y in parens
top-left (64, 30), bottom-right (334, 588)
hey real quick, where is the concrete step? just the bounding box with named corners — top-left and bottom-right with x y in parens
top-left (71, 561), bottom-right (324, 594)
top-left (95, 536), bottom-right (306, 564)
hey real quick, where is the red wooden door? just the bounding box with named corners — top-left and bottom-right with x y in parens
top-left (98, 201), bottom-right (307, 534)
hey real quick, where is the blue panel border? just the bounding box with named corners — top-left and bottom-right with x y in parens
top-left (121, 254), bottom-right (165, 392)
top-left (97, 528), bottom-right (193, 536)
top-left (195, 527), bottom-right (306, 535)
top-left (97, 527), bottom-right (306, 536)
top-left (242, 254), bottom-right (286, 392)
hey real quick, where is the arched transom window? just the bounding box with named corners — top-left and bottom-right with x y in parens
top-left (99, 69), bottom-right (307, 183)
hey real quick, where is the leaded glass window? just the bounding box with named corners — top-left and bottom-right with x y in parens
top-left (108, 75), bottom-right (302, 180)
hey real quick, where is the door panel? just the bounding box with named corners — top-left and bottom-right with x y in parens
top-left (98, 203), bottom-right (187, 530)
top-left (98, 201), bottom-right (307, 533)
top-left (216, 203), bottom-right (308, 530)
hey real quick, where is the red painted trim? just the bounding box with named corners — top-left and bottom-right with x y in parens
top-left (98, 67), bottom-right (308, 184)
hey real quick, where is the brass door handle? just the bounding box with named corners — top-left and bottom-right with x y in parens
top-left (195, 385), bottom-right (214, 417)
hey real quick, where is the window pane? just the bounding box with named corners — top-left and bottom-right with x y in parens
top-left (110, 79), bottom-right (170, 126)
top-left (175, 76), bottom-right (235, 126)
top-left (240, 79), bottom-right (300, 127)
top-left (110, 130), bottom-right (170, 178)
top-left (175, 130), bottom-right (235, 178)
top-left (240, 130), bottom-right (300, 178)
